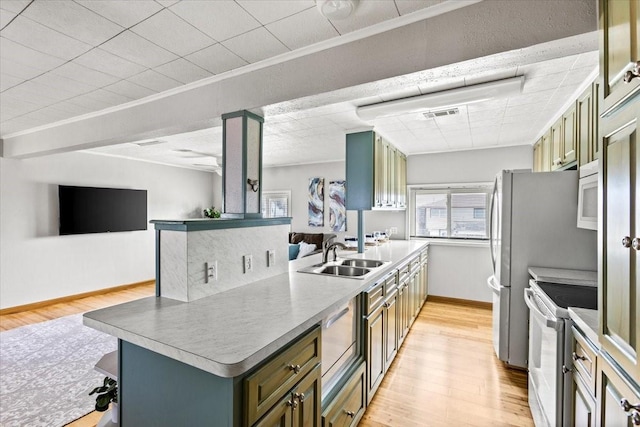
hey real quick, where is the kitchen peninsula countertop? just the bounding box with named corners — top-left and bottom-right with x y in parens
top-left (84, 240), bottom-right (427, 378)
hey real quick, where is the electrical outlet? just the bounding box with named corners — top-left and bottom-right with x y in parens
top-left (206, 261), bottom-right (217, 282)
top-left (243, 254), bottom-right (253, 273)
top-left (267, 250), bottom-right (275, 267)
top-left (390, 226), bottom-right (398, 235)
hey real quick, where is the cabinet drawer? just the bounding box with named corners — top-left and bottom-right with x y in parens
top-left (409, 256), bottom-right (420, 273)
top-left (384, 272), bottom-right (398, 294)
top-left (364, 280), bottom-right (385, 315)
top-left (322, 362), bottom-right (366, 427)
top-left (245, 326), bottom-right (321, 426)
top-left (571, 326), bottom-right (597, 395)
top-left (397, 262), bottom-right (410, 283)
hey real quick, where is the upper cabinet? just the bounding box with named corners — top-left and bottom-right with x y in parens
top-left (599, 0), bottom-right (640, 114)
top-left (578, 82), bottom-right (601, 166)
top-left (346, 131), bottom-right (407, 210)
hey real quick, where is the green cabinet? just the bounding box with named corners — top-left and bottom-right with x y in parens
top-left (321, 362), bottom-right (366, 427)
top-left (578, 82), bottom-right (601, 166)
top-left (365, 301), bottom-right (385, 403)
top-left (568, 325), bottom-right (598, 427)
top-left (596, 354), bottom-right (640, 427)
top-left (346, 131), bottom-right (407, 210)
top-left (599, 0), bottom-right (640, 114)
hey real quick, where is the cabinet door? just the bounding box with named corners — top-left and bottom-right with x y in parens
top-left (601, 106), bottom-right (640, 379)
top-left (293, 365), bottom-right (321, 427)
top-left (397, 153), bottom-right (407, 208)
top-left (572, 374), bottom-right (597, 427)
top-left (386, 145), bottom-right (396, 207)
top-left (384, 289), bottom-right (398, 372)
top-left (533, 139), bottom-right (543, 171)
top-left (374, 135), bottom-right (384, 208)
top-left (599, 0), bottom-right (640, 113)
top-left (597, 355), bottom-right (640, 427)
top-left (542, 129), bottom-right (552, 171)
top-left (397, 282), bottom-right (408, 347)
top-left (563, 103), bottom-right (577, 164)
top-left (365, 303), bottom-right (385, 402)
top-left (578, 85), bottom-right (595, 166)
top-left (551, 118), bottom-right (564, 170)
top-left (254, 394), bottom-right (294, 427)
top-left (321, 363), bottom-right (366, 427)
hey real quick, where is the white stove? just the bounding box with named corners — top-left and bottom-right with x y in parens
top-left (525, 267), bottom-right (597, 427)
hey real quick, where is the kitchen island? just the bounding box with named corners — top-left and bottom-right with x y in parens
top-left (84, 240), bottom-right (428, 426)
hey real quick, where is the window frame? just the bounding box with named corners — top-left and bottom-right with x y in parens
top-left (261, 190), bottom-right (291, 218)
top-left (408, 183), bottom-right (492, 240)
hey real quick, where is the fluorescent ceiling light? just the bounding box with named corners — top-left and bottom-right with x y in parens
top-left (356, 76), bottom-right (525, 121)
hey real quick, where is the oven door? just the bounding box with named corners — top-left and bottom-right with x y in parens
top-left (525, 288), bottom-right (565, 427)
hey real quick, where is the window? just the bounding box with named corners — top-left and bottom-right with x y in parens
top-left (262, 191), bottom-right (291, 218)
top-left (410, 185), bottom-right (491, 240)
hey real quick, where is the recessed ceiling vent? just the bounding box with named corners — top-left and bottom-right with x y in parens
top-left (423, 108), bottom-right (460, 119)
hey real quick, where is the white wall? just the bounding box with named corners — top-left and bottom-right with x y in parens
top-left (0, 152), bottom-right (214, 309)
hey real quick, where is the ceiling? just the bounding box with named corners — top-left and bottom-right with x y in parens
top-left (0, 0), bottom-right (598, 171)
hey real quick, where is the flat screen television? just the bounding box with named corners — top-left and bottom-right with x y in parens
top-left (59, 185), bottom-right (148, 235)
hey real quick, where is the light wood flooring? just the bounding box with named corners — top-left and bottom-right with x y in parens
top-left (1, 288), bottom-right (532, 427)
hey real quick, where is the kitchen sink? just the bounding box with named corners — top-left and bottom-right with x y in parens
top-left (319, 265), bottom-right (369, 277)
top-left (340, 259), bottom-right (385, 268)
top-left (297, 258), bottom-right (390, 279)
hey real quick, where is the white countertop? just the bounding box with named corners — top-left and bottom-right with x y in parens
top-left (568, 307), bottom-right (600, 349)
top-left (528, 267), bottom-right (597, 287)
top-left (84, 240), bottom-right (427, 378)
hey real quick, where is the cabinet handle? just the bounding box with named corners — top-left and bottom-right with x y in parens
top-left (286, 399), bottom-right (298, 410)
top-left (383, 302), bottom-right (391, 308)
top-left (623, 236), bottom-right (632, 248)
top-left (572, 352), bottom-right (587, 361)
top-left (345, 410), bottom-right (355, 418)
top-left (287, 364), bottom-right (301, 374)
top-left (632, 411), bottom-right (640, 426)
top-left (294, 392), bottom-right (305, 402)
top-left (632, 238), bottom-right (640, 251)
top-left (621, 399), bottom-right (640, 413)
top-left (562, 365), bottom-right (573, 374)
top-left (623, 61), bottom-right (640, 83)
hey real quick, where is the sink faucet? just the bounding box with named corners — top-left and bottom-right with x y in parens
top-left (322, 241), bottom-right (348, 264)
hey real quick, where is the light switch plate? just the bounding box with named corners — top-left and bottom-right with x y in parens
top-left (206, 261), bottom-right (217, 282)
top-left (243, 254), bottom-right (253, 273)
top-left (267, 250), bottom-right (275, 267)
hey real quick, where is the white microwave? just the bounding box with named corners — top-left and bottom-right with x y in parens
top-left (577, 160), bottom-right (598, 230)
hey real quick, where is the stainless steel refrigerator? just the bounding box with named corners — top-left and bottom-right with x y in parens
top-left (487, 170), bottom-right (597, 369)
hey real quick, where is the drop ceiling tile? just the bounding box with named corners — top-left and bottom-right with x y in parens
top-left (0, 37), bottom-right (67, 72)
top-left (169, 0), bottom-right (261, 42)
top-left (185, 44), bottom-right (247, 75)
top-left (517, 55), bottom-right (579, 79)
top-left (472, 134), bottom-right (499, 147)
top-left (0, 115), bottom-right (45, 135)
top-left (0, 0), bottom-right (30, 13)
top-left (103, 80), bottom-right (156, 100)
top-left (1, 16), bottom-right (92, 60)
top-left (0, 57), bottom-right (46, 80)
top-left (467, 98), bottom-right (508, 112)
top-left (76, 0), bottom-right (163, 28)
top-left (222, 27), bottom-right (289, 63)
top-left (74, 48), bottom-right (147, 79)
top-left (395, 0), bottom-right (443, 15)
top-left (48, 100), bottom-right (93, 116)
top-left (0, 72), bottom-right (22, 90)
top-left (128, 69), bottom-right (182, 92)
top-left (266, 8), bottom-right (339, 50)
top-left (100, 30), bottom-right (178, 68)
top-left (156, 1), bottom-right (180, 7)
top-left (469, 119), bottom-right (500, 131)
top-left (329, 0), bottom-right (398, 35)
top-left (468, 108), bottom-right (506, 122)
top-left (23, 1), bottom-right (123, 45)
top-left (0, 8), bottom-right (17, 28)
top-left (502, 112), bottom-right (537, 125)
top-left (573, 51), bottom-right (599, 69)
top-left (236, 0), bottom-right (315, 25)
top-left (506, 91), bottom-right (554, 108)
top-left (31, 73), bottom-right (96, 99)
top-left (522, 73), bottom-right (567, 94)
top-left (503, 104), bottom-right (539, 118)
top-left (130, 9), bottom-right (215, 56)
top-left (155, 58), bottom-right (212, 84)
top-left (29, 105), bottom-right (76, 122)
top-left (51, 61), bottom-right (120, 87)
top-left (0, 93), bottom-right (41, 119)
top-left (3, 80), bottom-right (73, 104)
top-left (66, 91), bottom-right (116, 111)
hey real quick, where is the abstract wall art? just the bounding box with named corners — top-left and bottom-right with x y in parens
top-left (308, 177), bottom-right (324, 227)
top-left (329, 180), bottom-right (346, 232)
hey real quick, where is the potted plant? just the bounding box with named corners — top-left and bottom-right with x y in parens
top-left (203, 206), bottom-right (221, 218)
top-left (89, 377), bottom-right (118, 426)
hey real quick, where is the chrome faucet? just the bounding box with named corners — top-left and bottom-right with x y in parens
top-left (322, 241), bottom-right (348, 264)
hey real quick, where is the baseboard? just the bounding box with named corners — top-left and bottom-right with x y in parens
top-left (0, 279), bottom-right (155, 315)
top-left (427, 295), bottom-right (492, 309)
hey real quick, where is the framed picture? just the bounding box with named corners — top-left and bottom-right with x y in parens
top-left (329, 180), bottom-right (346, 232)
top-left (308, 177), bottom-right (324, 227)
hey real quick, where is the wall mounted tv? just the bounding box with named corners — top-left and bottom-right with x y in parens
top-left (59, 185), bottom-right (148, 235)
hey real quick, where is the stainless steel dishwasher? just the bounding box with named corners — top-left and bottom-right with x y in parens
top-left (321, 295), bottom-right (360, 400)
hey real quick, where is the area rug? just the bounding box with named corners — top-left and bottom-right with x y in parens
top-left (0, 314), bottom-right (117, 427)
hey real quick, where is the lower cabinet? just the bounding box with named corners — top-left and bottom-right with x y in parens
top-left (245, 326), bottom-right (322, 427)
top-left (384, 288), bottom-right (399, 372)
top-left (572, 373), bottom-right (597, 427)
top-left (596, 353), bottom-right (640, 427)
top-left (321, 362), bottom-right (366, 427)
top-left (397, 274), bottom-right (410, 347)
top-left (365, 301), bottom-right (385, 402)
